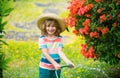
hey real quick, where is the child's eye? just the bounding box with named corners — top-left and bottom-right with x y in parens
top-left (47, 25), bottom-right (50, 27)
top-left (52, 26), bottom-right (56, 27)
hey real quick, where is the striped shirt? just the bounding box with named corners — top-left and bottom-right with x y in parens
top-left (38, 36), bottom-right (63, 70)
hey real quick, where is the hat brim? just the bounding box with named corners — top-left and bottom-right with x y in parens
top-left (37, 13), bottom-right (66, 32)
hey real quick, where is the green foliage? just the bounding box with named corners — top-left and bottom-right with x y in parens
top-left (0, 0), bottom-right (14, 17)
top-left (0, 52), bottom-right (12, 70)
top-left (0, 18), bottom-right (7, 36)
top-left (66, 0), bottom-right (120, 65)
top-left (0, 0), bottom-right (14, 78)
top-left (0, 0), bottom-right (14, 42)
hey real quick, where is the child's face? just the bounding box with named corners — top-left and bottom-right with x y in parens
top-left (46, 25), bottom-right (56, 36)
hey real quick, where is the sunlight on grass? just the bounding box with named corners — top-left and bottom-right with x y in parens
top-left (2, 38), bottom-right (112, 78)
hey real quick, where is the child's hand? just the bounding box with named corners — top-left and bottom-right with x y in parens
top-left (68, 64), bottom-right (75, 68)
top-left (53, 63), bottom-right (61, 70)
top-left (66, 61), bottom-right (75, 68)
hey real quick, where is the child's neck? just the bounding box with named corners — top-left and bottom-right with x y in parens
top-left (46, 35), bottom-right (56, 38)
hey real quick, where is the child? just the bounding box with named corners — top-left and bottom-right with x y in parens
top-left (37, 13), bottom-right (74, 78)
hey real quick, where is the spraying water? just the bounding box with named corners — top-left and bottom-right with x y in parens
top-left (75, 64), bottom-right (109, 78)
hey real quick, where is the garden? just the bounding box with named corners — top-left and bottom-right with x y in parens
top-left (0, 0), bottom-right (120, 78)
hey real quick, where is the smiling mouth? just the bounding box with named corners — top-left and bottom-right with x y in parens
top-left (48, 30), bottom-right (54, 32)
top-left (47, 30), bottom-right (56, 33)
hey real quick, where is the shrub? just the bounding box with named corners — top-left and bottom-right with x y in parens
top-left (65, 0), bottom-right (120, 65)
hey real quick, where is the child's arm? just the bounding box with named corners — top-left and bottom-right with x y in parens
top-left (58, 48), bottom-right (75, 67)
top-left (41, 48), bottom-right (61, 70)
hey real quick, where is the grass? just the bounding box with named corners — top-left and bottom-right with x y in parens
top-left (3, 37), bottom-right (118, 78)
top-left (3, 40), bottom-right (39, 78)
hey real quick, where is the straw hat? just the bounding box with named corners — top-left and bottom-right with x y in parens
top-left (37, 13), bottom-right (66, 32)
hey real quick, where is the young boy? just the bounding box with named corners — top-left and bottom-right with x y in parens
top-left (37, 13), bottom-right (74, 78)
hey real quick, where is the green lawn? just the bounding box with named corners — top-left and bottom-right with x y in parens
top-left (3, 37), bottom-right (119, 78)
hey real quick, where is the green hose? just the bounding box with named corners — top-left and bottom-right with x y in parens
top-left (55, 65), bottom-right (73, 78)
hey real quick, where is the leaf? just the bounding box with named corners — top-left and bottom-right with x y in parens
top-left (1, 30), bottom-right (6, 35)
top-left (2, 8), bottom-right (14, 17)
top-left (0, 30), bottom-right (6, 38)
top-left (0, 21), bottom-right (8, 30)
top-left (0, 17), bottom-right (2, 24)
top-left (0, 0), bottom-right (14, 17)
top-left (0, 52), bottom-right (13, 70)
top-left (0, 40), bottom-right (8, 45)
top-left (0, 35), bottom-right (4, 38)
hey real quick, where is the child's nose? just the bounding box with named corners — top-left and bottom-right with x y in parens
top-left (49, 27), bottom-right (54, 29)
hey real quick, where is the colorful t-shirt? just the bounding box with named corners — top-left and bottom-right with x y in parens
top-left (38, 36), bottom-right (63, 70)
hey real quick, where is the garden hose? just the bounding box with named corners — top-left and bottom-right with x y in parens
top-left (55, 65), bottom-right (73, 78)
top-left (55, 64), bottom-right (109, 78)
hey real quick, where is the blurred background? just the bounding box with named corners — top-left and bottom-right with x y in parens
top-left (4, 0), bottom-right (75, 42)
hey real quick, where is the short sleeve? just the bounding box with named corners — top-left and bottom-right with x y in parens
top-left (38, 36), bottom-right (47, 49)
top-left (58, 36), bottom-right (64, 48)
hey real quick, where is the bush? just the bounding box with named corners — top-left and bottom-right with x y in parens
top-left (65, 0), bottom-right (120, 65)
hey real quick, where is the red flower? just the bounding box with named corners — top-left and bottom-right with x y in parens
top-left (84, 26), bottom-right (89, 34)
top-left (112, 22), bottom-right (117, 27)
top-left (68, 0), bottom-right (85, 16)
top-left (82, 19), bottom-right (91, 27)
top-left (73, 29), bottom-right (79, 35)
top-left (85, 14), bottom-right (91, 17)
top-left (90, 32), bottom-right (99, 38)
top-left (84, 4), bottom-right (94, 12)
top-left (95, 0), bottom-right (101, 3)
top-left (101, 27), bottom-right (109, 35)
top-left (78, 4), bottom-right (93, 16)
top-left (81, 44), bottom-right (87, 50)
top-left (97, 8), bottom-right (104, 14)
top-left (87, 46), bottom-right (96, 58)
top-left (117, 53), bottom-right (120, 58)
top-left (97, 8), bottom-right (101, 13)
top-left (81, 46), bottom-right (96, 59)
top-left (79, 28), bottom-right (85, 35)
top-left (64, 16), bottom-right (76, 27)
top-left (88, 46), bottom-right (95, 53)
top-left (100, 14), bottom-right (107, 23)
top-left (108, 14), bottom-right (112, 20)
top-left (118, 14), bottom-right (120, 21)
top-left (96, 27), bottom-right (103, 32)
top-left (85, 53), bottom-right (89, 58)
top-left (79, 26), bottom-right (89, 35)
top-left (81, 44), bottom-right (87, 57)
top-left (78, 6), bottom-right (85, 16)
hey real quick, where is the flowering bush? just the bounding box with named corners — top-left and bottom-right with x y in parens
top-left (65, 0), bottom-right (120, 65)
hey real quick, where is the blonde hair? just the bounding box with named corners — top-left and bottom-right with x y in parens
top-left (40, 19), bottom-right (62, 36)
